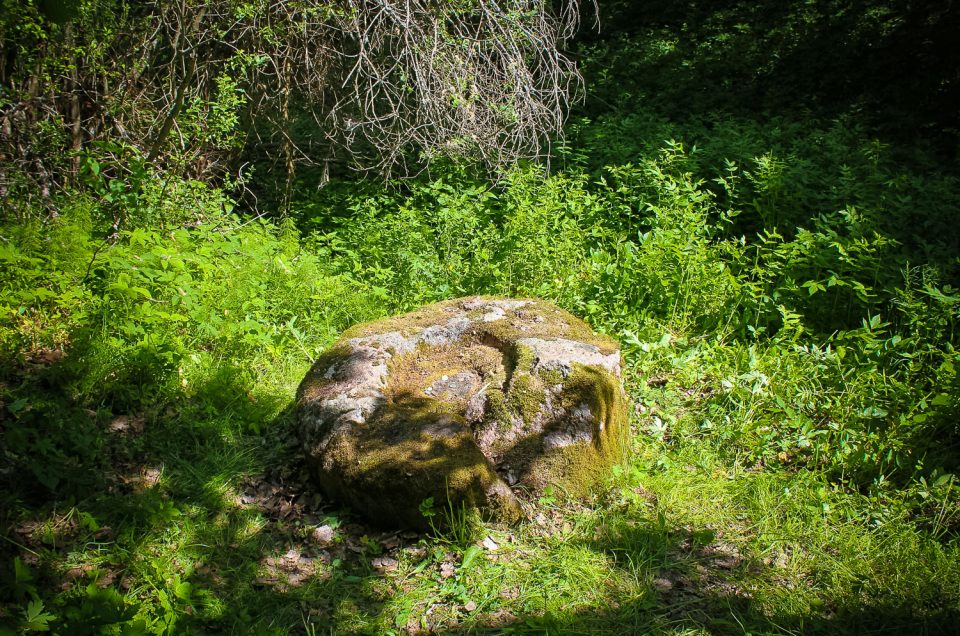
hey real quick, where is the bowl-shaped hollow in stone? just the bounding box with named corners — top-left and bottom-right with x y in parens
top-left (297, 296), bottom-right (628, 529)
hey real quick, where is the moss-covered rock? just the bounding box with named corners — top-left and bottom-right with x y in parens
top-left (297, 296), bottom-right (628, 529)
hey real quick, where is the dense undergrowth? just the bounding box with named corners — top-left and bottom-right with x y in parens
top-left (3, 2), bottom-right (960, 634)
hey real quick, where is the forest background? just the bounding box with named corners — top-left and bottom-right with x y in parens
top-left (1, 0), bottom-right (959, 633)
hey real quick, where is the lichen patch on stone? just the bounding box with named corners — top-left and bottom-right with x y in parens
top-left (516, 337), bottom-right (622, 378)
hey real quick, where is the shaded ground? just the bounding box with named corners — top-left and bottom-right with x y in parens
top-left (3, 354), bottom-right (956, 634)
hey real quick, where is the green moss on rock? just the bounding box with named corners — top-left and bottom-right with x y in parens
top-left (341, 301), bottom-right (460, 340)
top-left (507, 372), bottom-right (545, 427)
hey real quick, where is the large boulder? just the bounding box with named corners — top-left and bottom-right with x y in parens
top-left (297, 296), bottom-right (628, 529)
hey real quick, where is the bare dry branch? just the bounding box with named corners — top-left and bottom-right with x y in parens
top-left (1, 0), bottom-right (593, 211)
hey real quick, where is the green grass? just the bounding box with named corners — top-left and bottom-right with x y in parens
top-left (3, 293), bottom-right (958, 633)
top-left (3, 3), bottom-right (960, 632)
top-left (3, 151), bottom-right (959, 633)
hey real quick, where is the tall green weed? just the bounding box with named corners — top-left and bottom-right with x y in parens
top-left (4, 111), bottom-right (958, 529)
top-left (0, 188), bottom-right (381, 501)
